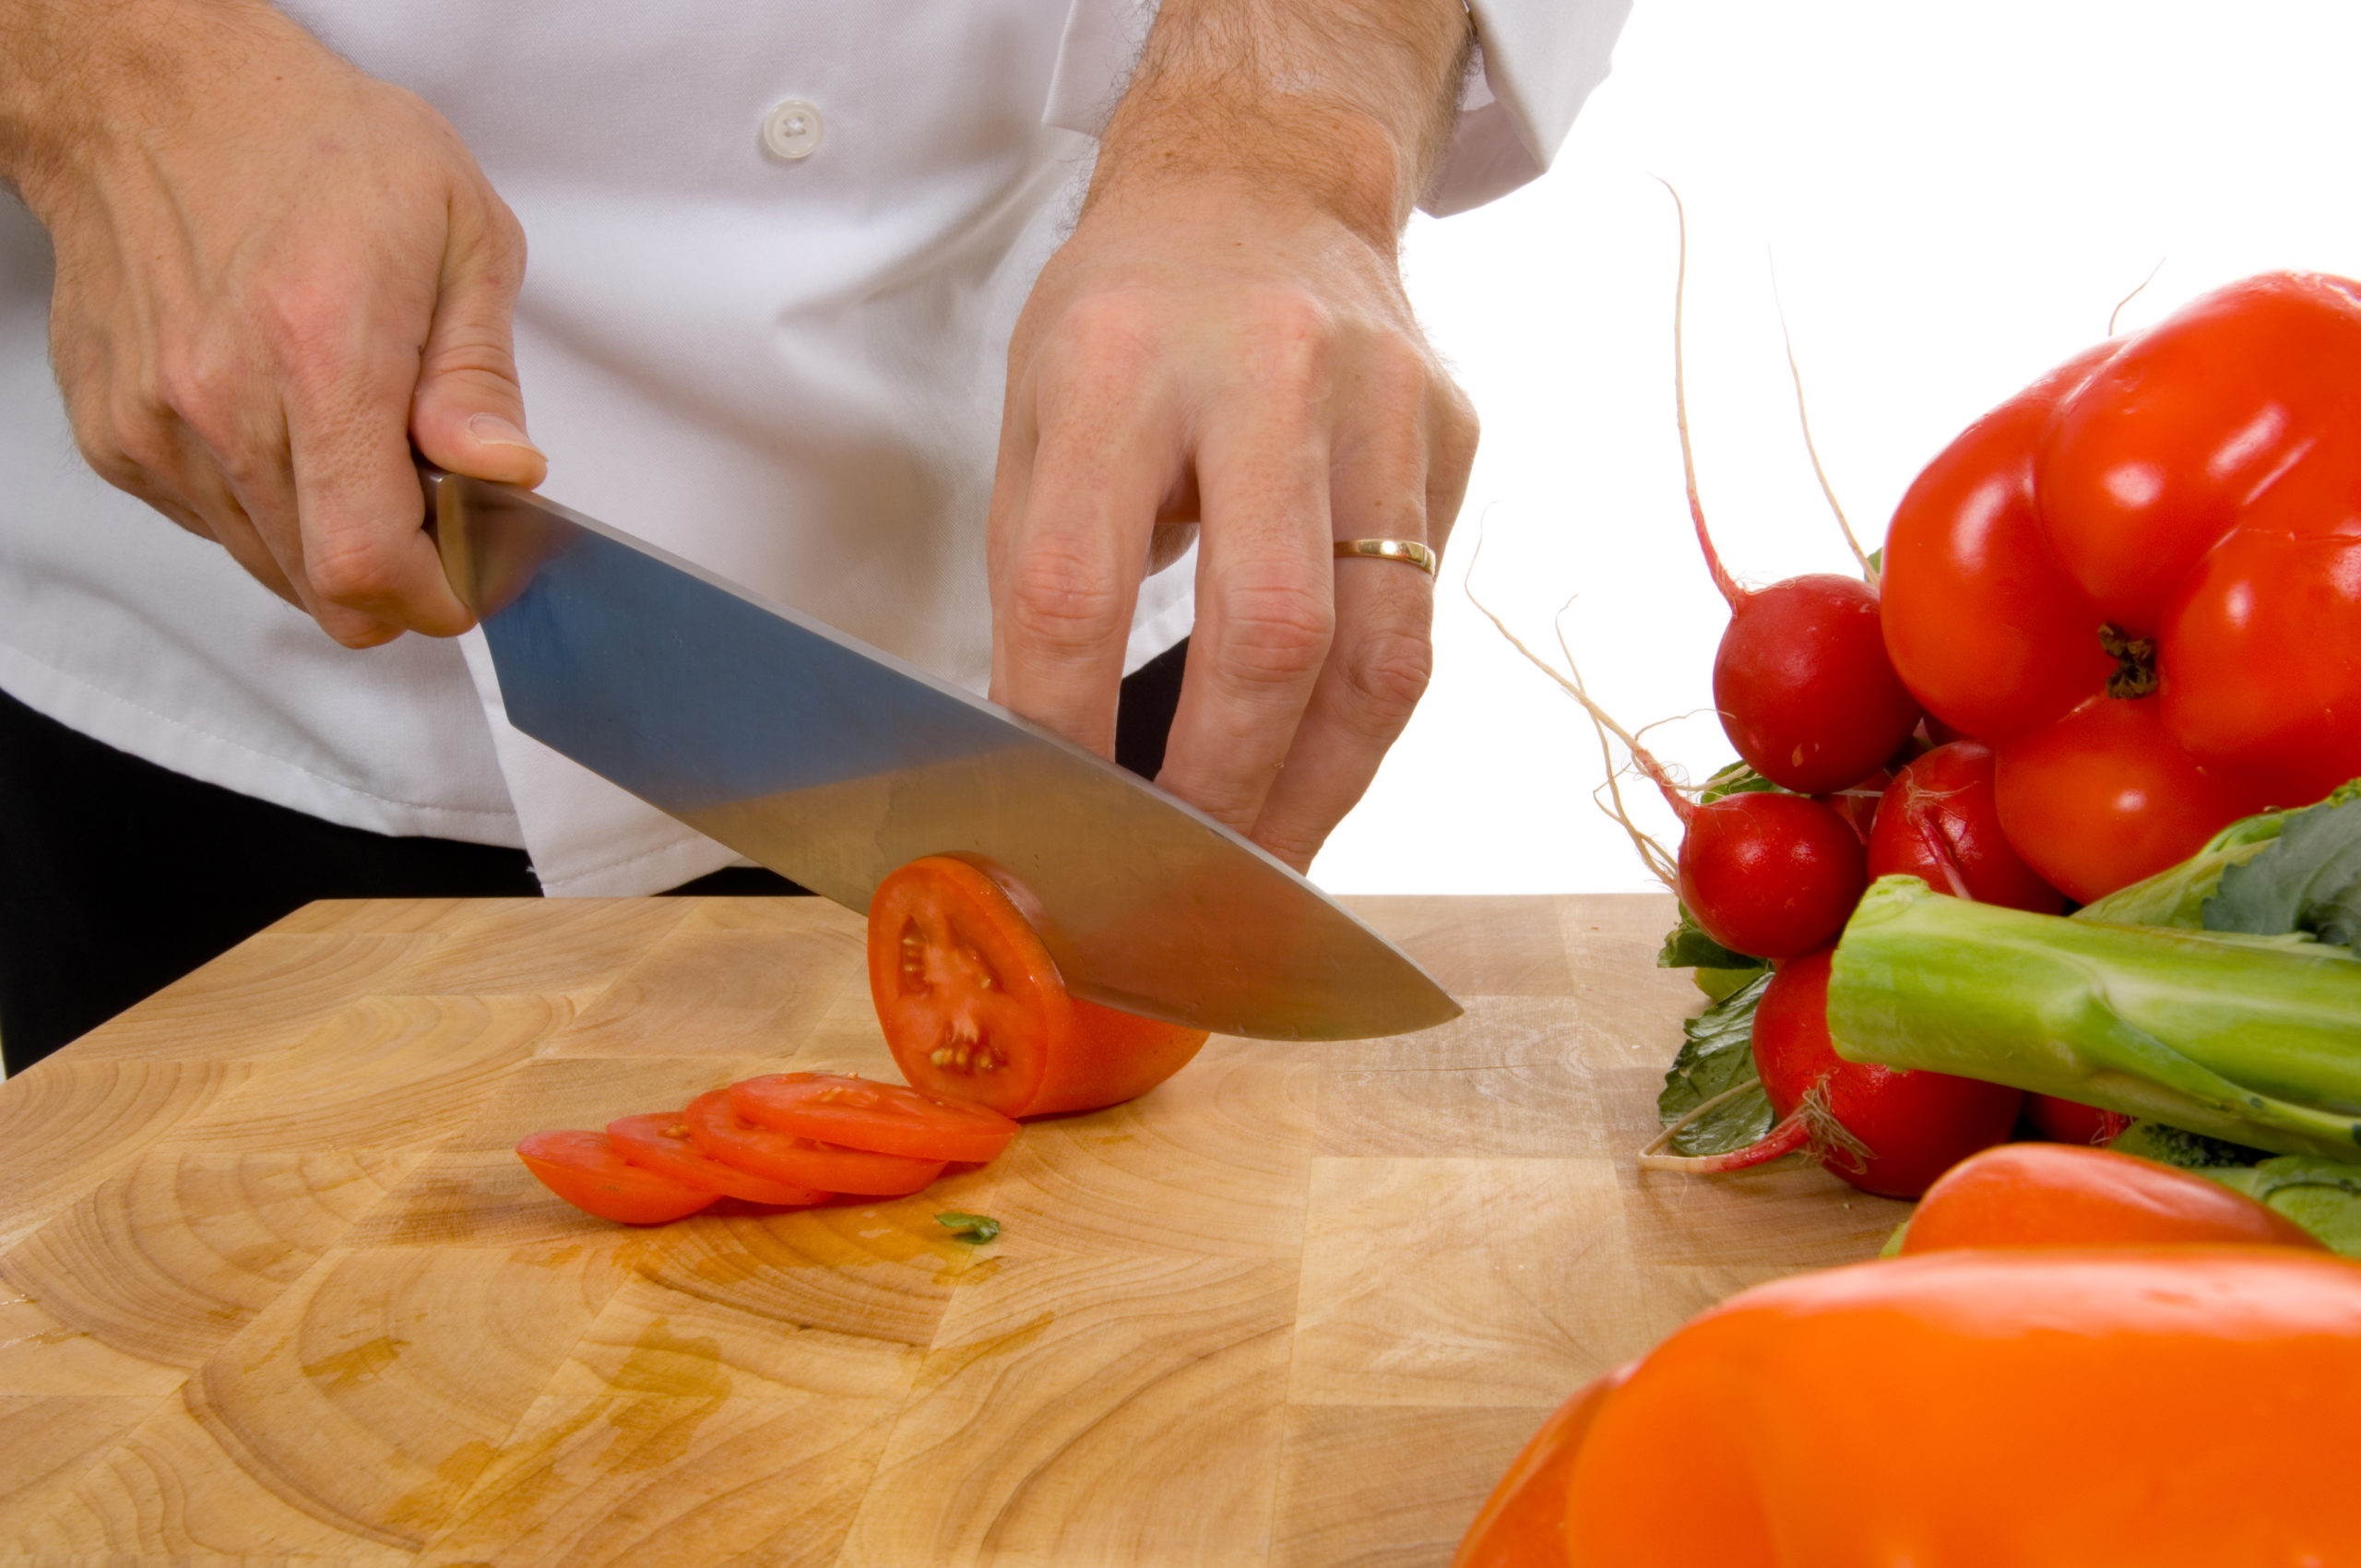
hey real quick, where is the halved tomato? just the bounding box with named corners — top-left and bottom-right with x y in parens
top-left (516, 1129), bottom-right (718, 1224)
top-left (867, 855), bottom-right (1209, 1118)
top-left (608, 1111), bottom-right (830, 1206)
top-left (728, 1073), bottom-right (1019, 1163)
top-left (682, 1089), bottom-right (943, 1196)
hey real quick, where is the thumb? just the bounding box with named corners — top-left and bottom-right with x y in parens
top-left (409, 197), bottom-right (547, 488)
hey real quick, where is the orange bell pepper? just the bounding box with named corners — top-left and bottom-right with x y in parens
top-left (1461, 1249), bottom-right (2361, 1567)
top-left (1899, 1142), bottom-right (2326, 1253)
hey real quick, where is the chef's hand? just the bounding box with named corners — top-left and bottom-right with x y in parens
top-left (988, 0), bottom-right (1477, 873)
top-left (1, 0), bottom-right (543, 647)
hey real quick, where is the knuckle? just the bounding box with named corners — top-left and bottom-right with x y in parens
top-left (101, 389), bottom-right (175, 477)
top-left (999, 542), bottom-right (1131, 654)
top-left (258, 279), bottom-right (362, 367)
top-left (1435, 381), bottom-right (1480, 469)
top-left (1037, 290), bottom-right (1161, 395)
top-left (1209, 575), bottom-right (1334, 691)
top-left (1240, 289), bottom-right (1337, 398)
top-left (1338, 621), bottom-right (1434, 724)
top-left (303, 529), bottom-right (403, 608)
top-left (152, 343), bottom-right (243, 445)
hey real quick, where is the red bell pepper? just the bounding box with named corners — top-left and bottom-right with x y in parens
top-left (1880, 272), bottom-right (2361, 900)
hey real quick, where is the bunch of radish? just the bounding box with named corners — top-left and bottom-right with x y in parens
top-left (1476, 190), bottom-right (2121, 1199)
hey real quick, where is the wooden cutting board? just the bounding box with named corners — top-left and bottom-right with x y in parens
top-left (0, 893), bottom-right (1904, 1565)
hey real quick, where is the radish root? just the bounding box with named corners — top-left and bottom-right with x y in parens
top-left (1653, 176), bottom-right (1744, 611)
top-left (1465, 522), bottom-right (1691, 889)
top-left (2108, 256), bottom-right (2167, 337)
top-left (1640, 1104), bottom-right (1809, 1174)
top-left (1769, 253), bottom-right (1873, 583)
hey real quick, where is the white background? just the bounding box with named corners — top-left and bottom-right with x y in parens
top-left (1315, 0), bottom-right (2361, 894)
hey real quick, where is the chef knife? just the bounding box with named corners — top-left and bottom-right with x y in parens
top-left (419, 465), bottom-right (1460, 1040)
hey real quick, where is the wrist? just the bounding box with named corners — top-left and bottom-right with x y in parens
top-left (1087, 0), bottom-right (1473, 249)
top-left (0, 0), bottom-right (303, 216)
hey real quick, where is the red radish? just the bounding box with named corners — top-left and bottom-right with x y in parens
top-left (1465, 541), bottom-right (1868, 964)
top-left (1817, 766), bottom-right (1891, 846)
top-left (1677, 791), bottom-right (1866, 960)
top-left (1706, 573), bottom-right (1923, 794)
top-left (1655, 186), bottom-right (1923, 795)
top-left (1643, 945), bottom-right (2022, 1199)
top-left (2026, 1094), bottom-right (2134, 1146)
top-left (1866, 741), bottom-right (2065, 914)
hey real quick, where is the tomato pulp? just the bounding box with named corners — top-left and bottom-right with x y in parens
top-left (867, 855), bottom-right (1209, 1118)
top-left (729, 1072), bottom-right (1019, 1163)
top-left (682, 1089), bottom-right (944, 1196)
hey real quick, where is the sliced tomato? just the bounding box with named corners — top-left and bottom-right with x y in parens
top-left (682, 1089), bottom-right (943, 1196)
top-left (728, 1073), bottom-right (1019, 1163)
top-left (516, 1129), bottom-right (718, 1225)
top-left (607, 1111), bottom-right (830, 1206)
top-left (867, 854), bottom-right (1209, 1118)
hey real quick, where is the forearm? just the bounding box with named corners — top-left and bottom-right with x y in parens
top-left (0, 0), bottom-right (303, 210)
top-left (1090, 0), bottom-right (1475, 248)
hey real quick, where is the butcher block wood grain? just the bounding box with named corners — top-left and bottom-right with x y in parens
top-left (0, 894), bottom-right (1907, 1565)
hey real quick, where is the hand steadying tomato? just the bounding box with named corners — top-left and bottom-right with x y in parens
top-left (1882, 273), bottom-right (2361, 900)
top-left (868, 855), bottom-right (1209, 1117)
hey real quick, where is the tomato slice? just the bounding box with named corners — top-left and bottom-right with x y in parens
top-left (728, 1073), bottom-right (1019, 1163)
top-left (868, 855), bottom-right (1209, 1118)
top-left (516, 1129), bottom-right (718, 1225)
top-left (607, 1111), bottom-right (830, 1206)
top-left (682, 1089), bottom-right (943, 1196)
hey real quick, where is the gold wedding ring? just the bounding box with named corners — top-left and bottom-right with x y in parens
top-left (1334, 539), bottom-right (1438, 576)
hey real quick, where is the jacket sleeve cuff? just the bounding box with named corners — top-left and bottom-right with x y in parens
top-left (1042, 0), bottom-right (1632, 218)
top-left (1421, 0), bottom-right (1632, 217)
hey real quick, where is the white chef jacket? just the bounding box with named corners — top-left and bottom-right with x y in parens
top-left (0, 0), bottom-right (1627, 895)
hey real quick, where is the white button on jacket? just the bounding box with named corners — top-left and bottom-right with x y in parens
top-left (0, 0), bottom-right (1631, 895)
top-left (762, 99), bottom-right (825, 161)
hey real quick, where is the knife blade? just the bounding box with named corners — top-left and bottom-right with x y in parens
top-left (420, 465), bottom-right (1460, 1040)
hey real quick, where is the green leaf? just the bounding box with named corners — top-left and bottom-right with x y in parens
top-left (934, 1211), bottom-right (1002, 1243)
top-left (1694, 964), bottom-right (1766, 1003)
top-left (1699, 759), bottom-right (1788, 803)
top-left (1657, 971), bottom-right (1775, 1157)
top-left (2106, 1121), bottom-right (2270, 1170)
top-left (1656, 903), bottom-right (1764, 970)
top-left (2203, 785), bottom-right (2361, 949)
top-left (2200, 1157), bottom-right (2361, 1257)
top-left (2074, 778), bottom-right (2361, 931)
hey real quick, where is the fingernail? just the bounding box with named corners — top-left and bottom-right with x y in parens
top-left (468, 412), bottom-right (543, 455)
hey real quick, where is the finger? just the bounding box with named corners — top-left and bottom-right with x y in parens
top-left (153, 340), bottom-right (408, 645)
top-left (409, 188), bottom-right (546, 489)
top-left (1248, 389), bottom-right (1439, 870)
top-left (1422, 375), bottom-right (1479, 558)
top-left (989, 335), bottom-right (1181, 758)
top-left (1154, 393), bottom-right (1336, 835)
top-left (72, 369), bottom-right (323, 619)
top-left (280, 287), bottom-right (474, 645)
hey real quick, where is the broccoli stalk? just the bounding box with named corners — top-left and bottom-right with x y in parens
top-left (1828, 875), bottom-right (2361, 1160)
